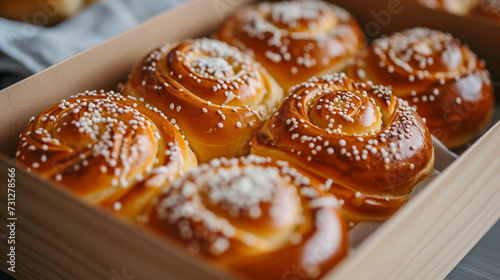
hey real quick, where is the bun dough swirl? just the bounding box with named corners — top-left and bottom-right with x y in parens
top-left (216, 0), bottom-right (365, 90)
top-left (16, 90), bottom-right (197, 217)
top-left (348, 28), bottom-right (494, 149)
top-left (144, 155), bottom-right (348, 279)
top-left (251, 74), bottom-right (434, 222)
top-left (124, 38), bottom-right (283, 163)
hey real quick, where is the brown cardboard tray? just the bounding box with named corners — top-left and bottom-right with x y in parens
top-left (0, 0), bottom-right (499, 279)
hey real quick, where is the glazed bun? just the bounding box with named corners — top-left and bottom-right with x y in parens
top-left (217, 0), bottom-right (365, 90)
top-left (251, 73), bottom-right (434, 222)
top-left (123, 38), bottom-right (283, 163)
top-left (348, 28), bottom-right (494, 149)
top-left (16, 90), bottom-right (197, 217)
top-left (471, 0), bottom-right (500, 22)
top-left (412, 0), bottom-right (478, 15)
top-left (144, 155), bottom-right (348, 279)
top-left (0, 0), bottom-right (87, 26)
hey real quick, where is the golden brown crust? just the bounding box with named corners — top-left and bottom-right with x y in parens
top-left (470, 0), bottom-right (500, 22)
top-left (216, 0), bottom-right (365, 90)
top-left (0, 0), bottom-right (87, 26)
top-left (16, 90), bottom-right (197, 218)
top-left (251, 74), bottom-right (434, 222)
top-left (347, 28), bottom-right (494, 149)
top-left (144, 155), bottom-right (348, 279)
top-left (124, 38), bottom-right (283, 163)
top-left (412, 0), bottom-right (478, 15)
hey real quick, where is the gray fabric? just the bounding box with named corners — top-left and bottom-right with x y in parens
top-left (0, 0), bottom-right (185, 74)
top-left (0, 52), bottom-right (31, 88)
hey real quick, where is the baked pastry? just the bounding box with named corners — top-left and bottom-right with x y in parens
top-left (251, 73), bottom-right (435, 222)
top-left (471, 0), bottom-right (500, 22)
top-left (16, 90), bottom-right (197, 217)
top-left (144, 155), bottom-right (348, 279)
top-left (216, 0), bottom-right (365, 90)
top-left (412, 0), bottom-right (478, 15)
top-left (347, 28), bottom-right (494, 149)
top-left (0, 0), bottom-right (87, 26)
top-left (123, 38), bottom-right (283, 163)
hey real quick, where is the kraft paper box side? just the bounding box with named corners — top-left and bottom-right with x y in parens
top-left (0, 0), bottom-right (499, 279)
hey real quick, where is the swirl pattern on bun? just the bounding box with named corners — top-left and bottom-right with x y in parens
top-left (16, 90), bottom-right (197, 217)
top-left (217, 0), bottom-right (365, 90)
top-left (124, 38), bottom-right (283, 163)
top-left (348, 28), bottom-right (494, 149)
top-left (252, 74), bottom-right (434, 222)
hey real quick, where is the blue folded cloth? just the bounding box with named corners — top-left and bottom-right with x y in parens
top-left (0, 0), bottom-right (186, 80)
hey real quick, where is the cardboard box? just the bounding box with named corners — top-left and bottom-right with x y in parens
top-left (0, 0), bottom-right (499, 279)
